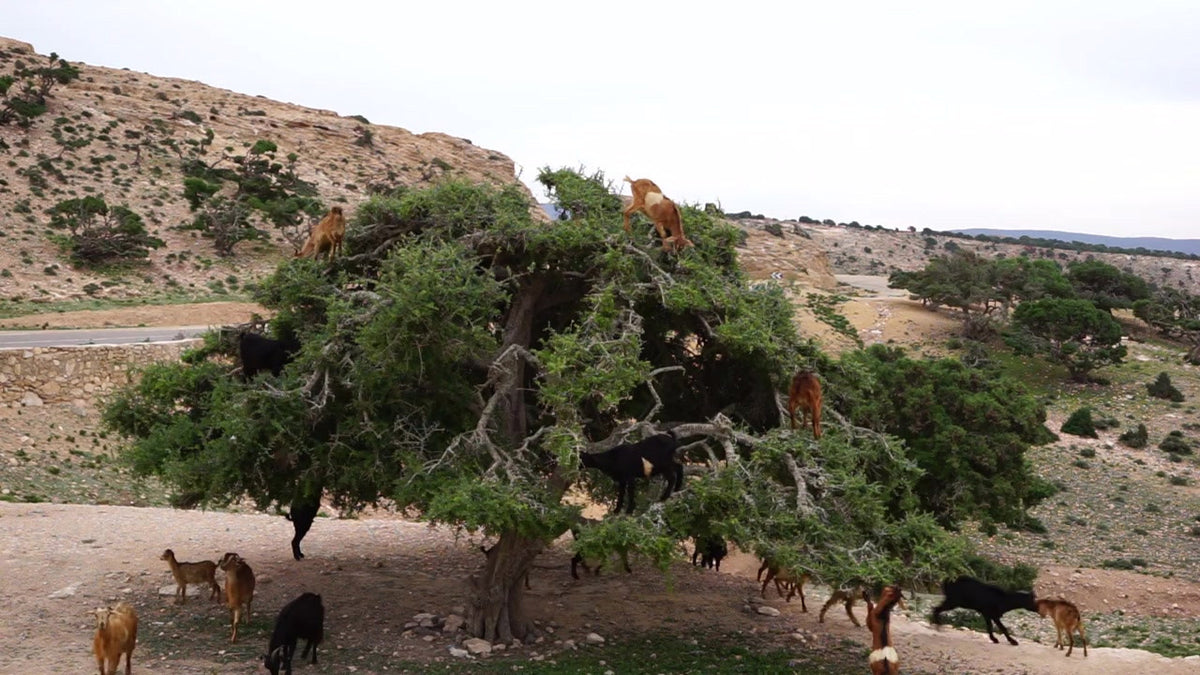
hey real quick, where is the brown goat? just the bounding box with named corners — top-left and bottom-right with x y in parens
top-left (159, 549), bottom-right (221, 604)
top-left (757, 561), bottom-right (810, 611)
top-left (866, 585), bottom-right (903, 675)
top-left (1036, 598), bottom-right (1087, 657)
top-left (622, 176), bottom-right (693, 252)
top-left (787, 370), bottom-right (822, 438)
top-left (295, 206), bottom-right (346, 260)
top-left (822, 584), bottom-right (908, 627)
top-left (218, 552), bottom-right (256, 642)
top-left (92, 602), bottom-right (137, 675)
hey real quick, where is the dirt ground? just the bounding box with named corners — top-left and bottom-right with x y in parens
top-left (0, 301), bottom-right (266, 330)
top-left (3, 292), bottom-right (1199, 673)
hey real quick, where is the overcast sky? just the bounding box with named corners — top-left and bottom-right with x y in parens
top-left (7, 1), bottom-right (1200, 238)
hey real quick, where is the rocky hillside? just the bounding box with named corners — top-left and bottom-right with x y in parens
top-left (0, 37), bottom-right (537, 305)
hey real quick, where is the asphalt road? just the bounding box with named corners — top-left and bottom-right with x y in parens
top-left (0, 325), bottom-right (209, 350)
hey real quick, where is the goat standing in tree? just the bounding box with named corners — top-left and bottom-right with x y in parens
top-left (787, 369), bottom-right (822, 438)
top-left (295, 206), bottom-right (346, 260)
top-left (622, 176), bottom-right (693, 252)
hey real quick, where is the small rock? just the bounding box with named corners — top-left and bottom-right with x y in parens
top-left (585, 632), bottom-right (605, 645)
top-left (448, 647), bottom-right (470, 658)
top-left (463, 637), bottom-right (492, 655)
top-left (21, 392), bottom-right (44, 407)
top-left (442, 614), bottom-right (465, 633)
top-left (49, 584), bottom-right (79, 599)
top-left (756, 605), bottom-right (781, 617)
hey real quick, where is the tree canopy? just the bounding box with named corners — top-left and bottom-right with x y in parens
top-left (104, 169), bottom-right (1049, 642)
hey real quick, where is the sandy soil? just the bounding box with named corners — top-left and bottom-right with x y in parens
top-left (0, 301), bottom-right (266, 330)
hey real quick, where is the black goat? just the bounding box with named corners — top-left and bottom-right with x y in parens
top-left (285, 497), bottom-right (320, 560)
top-left (579, 432), bottom-right (683, 514)
top-left (239, 331), bottom-right (300, 380)
top-left (691, 535), bottom-right (728, 571)
top-left (932, 576), bottom-right (1038, 646)
top-left (264, 592), bottom-right (324, 675)
top-left (569, 519), bottom-right (633, 579)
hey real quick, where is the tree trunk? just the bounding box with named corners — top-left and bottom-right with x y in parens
top-left (467, 530), bottom-right (545, 643)
top-left (499, 277), bottom-right (546, 443)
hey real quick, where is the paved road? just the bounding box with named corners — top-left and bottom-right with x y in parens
top-left (0, 325), bottom-right (209, 350)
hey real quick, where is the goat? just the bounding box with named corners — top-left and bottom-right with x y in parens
top-left (217, 552), bottom-right (256, 642)
top-left (622, 176), bottom-right (693, 252)
top-left (285, 496), bottom-right (320, 560)
top-left (691, 534), bottom-right (728, 571)
top-left (932, 576), bottom-right (1038, 646)
top-left (239, 331), bottom-right (300, 380)
top-left (264, 592), bottom-right (325, 675)
top-left (865, 585), bottom-right (904, 675)
top-left (579, 432), bottom-right (683, 514)
top-left (1035, 598), bottom-right (1087, 657)
top-left (569, 518), bottom-right (632, 579)
top-left (820, 585), bottom-right (867, 627)
top-left (295, 206), bottom-right (346, 260)
top-left (758, 561), bottom-right (810, 611)
top-left (91, 602), bottom-right (137, 675)
top-left (787, 369), bottom-right (822, 438)
top-left (159, 548), bottom-right (221, 604)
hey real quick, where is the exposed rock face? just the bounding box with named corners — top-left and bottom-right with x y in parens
top-left (0, 36), bottom-right (543, 303)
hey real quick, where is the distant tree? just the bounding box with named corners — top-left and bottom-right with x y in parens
top-left (990, 256), bottom-right (1074, 317)
top-left (888, 250), bottom-right (1000, 337)
top-left (48, 196), bottom-right (164, 266)
top-left (1009, 298), bottom-right (1127, 381)
top-left (0, 51), bottom-right (80, 127)
top-left (1066, 260), bottom-right (1151, 312)
top-left (1060, 407), bottom-right (1098, 438)
top-left (1146, 372), bottom-right (1184, 402)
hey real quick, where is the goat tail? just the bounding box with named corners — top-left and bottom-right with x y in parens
top-left (623, 175), bottom-right (633, 184)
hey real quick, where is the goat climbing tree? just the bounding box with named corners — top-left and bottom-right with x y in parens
top-left (104, 169), bottom-right (1048, 643)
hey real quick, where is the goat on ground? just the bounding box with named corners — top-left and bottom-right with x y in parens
top-left (865, 585), bottom-right (904, 675)
top-left (92, 602), bottom-right (137, 675)
top-left (758, 561), bottom-right (810, 611)
top-left (932, 575), bottom-right (1038, 646)
top-left (579, 431), bottom-right (683, 514)
top-left (569, 518), bottom-right (632, 579)
top-left (217, 552), bottom-right (256, 642)
top-left (239, 331), bottom-right (301, 380)
top-left (787, 369), bottom-right (822, 438)
top-left (285, 496), bottom-right (320, 560)
top-left (264, 592), bottom-right (325, 675)
top-left (1035, 598), bottom-right (1087, 657)
top-left (295, 206), bottom-right (346, 260)
top-left (622, 176), bottom-right (693, 252)
top-left (159, 548), bottom-right (221, 604)
top-left (691, 534), bottom-right (728, 571)
top-left (820, 584), bottom-right (868, 627)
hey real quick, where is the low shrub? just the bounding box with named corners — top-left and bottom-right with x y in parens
top-left (1061, 407), bottom-right (1098, 438)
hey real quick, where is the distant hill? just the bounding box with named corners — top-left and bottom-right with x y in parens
top-left (951, 229), bottom-right (1200, 257)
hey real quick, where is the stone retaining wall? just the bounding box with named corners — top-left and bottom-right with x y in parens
top-left (0, 341), bottom-right (198, 406)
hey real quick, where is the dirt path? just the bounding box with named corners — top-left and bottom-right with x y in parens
top-left (3, 502), bottom-right (1197, 674)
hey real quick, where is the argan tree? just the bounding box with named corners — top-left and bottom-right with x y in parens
top-left (48, 196), bottom-right (164, 266)
top-left (1009, 297), bottom-right (1127, 381)
top-left (106, 170), bottom-right (995, 642)
top-left (0, 51), bottom-right (79, 127)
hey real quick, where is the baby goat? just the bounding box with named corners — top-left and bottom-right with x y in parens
top-left (1036, 598), bottom-right (1087, 657)
top-left (579, 432), bottom-right (684, 514)
top-left (159, 548), bottom-right (221, 604)
top-left (264, 592), bottom-right (325, 675)
top-left (218, 552), bottom-right (256, 642)
top-left (92, 602), bottom-right (137, 675)
top-left (295, 206), bottom-right (346, 260)
top-left (285, 496), bottom-right (320, 560)
top-left (932, 575), bottom-right (1038, 646)
top-left (866, 585), bottom-right (904, 675)
top-left (820, 584), bottom-right (868, 627)
top-left (758, 561), bottom-right (810, 611)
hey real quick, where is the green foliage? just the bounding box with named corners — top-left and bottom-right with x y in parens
top-left (1060, 407), bottom-right (1098, 438)
top-left (47, 196), bottom-right (164, 266)
top-left (1008, 297), bottom-right (1126, 381)
top-left (963, 553), bottom-right (1037, 591)
top-left (825, 345), bottom-right (1053, 529)
top-left (1067, 259), bottom-right (1151, 312)
top-left (0, 51), bottom-right (79, 127)
top-left (1147, 372), bottom-right (1185, 402)
top-left (804, 293), bottom-right (861, 346)
top-left (1119, 423), bottom-right (1149, 449)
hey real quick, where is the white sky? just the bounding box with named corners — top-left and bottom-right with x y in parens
top-left (7, 0), bottom-right (1200, 238)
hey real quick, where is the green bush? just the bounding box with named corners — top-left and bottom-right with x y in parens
top-left (1147, 372), bottom-right (1185, 402)
top-left (1061, 407), bottom-right (1098, 438)
top-left (1118, 423), bottom-right (1148, 449)
top-left (1159, 431), bottom-right (1193, 455)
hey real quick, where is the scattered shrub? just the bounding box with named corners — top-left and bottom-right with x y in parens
top-left (1119, 423), bottom-right (1148, 449)
top-left (1147, 372), bottom-right (1185, 402)
top-left (1158, 431), bottom-right (1193, 455)
top-left (1061, 407), bottom-right (1098, 438)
